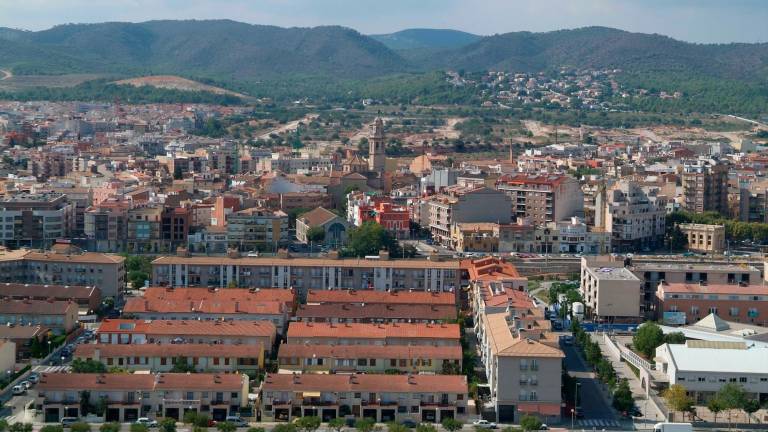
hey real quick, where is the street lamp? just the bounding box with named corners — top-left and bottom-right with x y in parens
top-left (48, 340), bottom-right (52, 356)
top-left (61, 355), bottom-right (65, 366)
top-left (570, 408), bottom-right (575, 431)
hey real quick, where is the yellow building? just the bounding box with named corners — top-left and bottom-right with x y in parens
top-left (680, 223), bottom-right (726, 254)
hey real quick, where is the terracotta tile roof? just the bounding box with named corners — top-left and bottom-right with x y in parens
top-left (37, 372), bottom-right (243, 391)
top-left (138, 287), bottom-right (294, 306)
top-left (277, 343), bottom-right (462, 360)
top-left (296, 303), bottom-right (456, 321)
top-left (124, 287), bottom-right (294, 315)
top-left (75, 343), bottom-right (263, 358)
top-left (660, 282), bottom-right (768, 296)
top-left (262, 373), bottom-right (467, 393)
top-left (0, 324), bottom-right (49, 339)
top-left (497, 173), bottom-right (571, 187)
top-left (287, 322), bottom-right (459, 341)
top-left (0, 298), bottom-right (77, 315)
top-left (307, 290), bottom-right (455, 306)
top-left (24, 251), bottom-right (124, 264)
top-left (485, 313), bottom-right (563, 358)
top-left (0, 283), bottom-right (99, 301)
top-left (97, 319), bottom-right (276, 338)
top-left (298, 207), bottom-right (340, 227)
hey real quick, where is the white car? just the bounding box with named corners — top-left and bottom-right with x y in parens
top-left (472, 420), bottom-right (497, 429)
top-left (135, 418), bottom-right (158, 428)
top-left (20, 380), bottom-right (32, 389)
top-left (11, 385), bottom-right (25, 395)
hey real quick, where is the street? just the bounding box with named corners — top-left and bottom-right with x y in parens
top-left (561, 343), bottom-right (622, 429)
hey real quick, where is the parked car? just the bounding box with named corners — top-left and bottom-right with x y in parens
top-left (399, 419), bottom-right (418, 428)
top-left (224, 416), bottom-right (248, 427)
top-left (28, 373), bottom-right (40, 383)
top-left (19, 380), bottom-right (32, 389)
top-left (539, 425), bottom-right (549, 430)
top-left (11, 385), bottom-right (25, 395)
top-left (61, 417), bottom-right (80, 427)
top-left (472, 420), bottom-right (497, 429)
top-left (135, 418), bottom-right (158, 428)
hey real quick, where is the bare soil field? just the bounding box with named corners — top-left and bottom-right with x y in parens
top-left (0, 73), bottom-right (102, 91)
top-left (114, 75), bottom-right (248, 98)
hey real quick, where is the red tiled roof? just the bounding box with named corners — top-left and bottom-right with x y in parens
top-left (0, 283), bottom-right (99, 301)
top-left (97, 319), bottom-right (276, 337)
top-left (287, 322), bottom-right (459, 341)
top-left (37, 372), bottom-right (243, 391)
top-left (307, 290), bottom-right (455, 306)
top-left (277, 343), bottom-right (462, 360)
top-left (123, 287), bottom-right (294, 315)
top-left (0, 298), bottom-right (77, 315)
top-left (296, 303), bottom-right (456, 321)
top-left (660, 282), bottom-right (768, 296)
top-left (262, 373), bottom-right (467, 393)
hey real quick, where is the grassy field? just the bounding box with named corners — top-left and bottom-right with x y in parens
top-left (0, 73), bottom-right (104, 91)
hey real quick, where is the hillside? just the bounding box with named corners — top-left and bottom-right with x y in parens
top-left (431, 27), bottom-right (768, 80)
top-left (371, 28), bottom-right (481, 50)
top-left (114, 75), bottom-right (249, 98)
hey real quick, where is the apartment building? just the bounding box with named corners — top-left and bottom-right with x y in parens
top-left (277, 344), bottom-right (462, 375)
top-left (632, 262), bottom-right (761, 319)
top-left (682, 158), bottom-right (729, 215)
top-left (656, 281), bottom-right (768, 325)
top-left (599, 181), bottom-right (666, 252)
top-left (655, 341), bottom-right (768, 403)
top-left (96, 319), bottom-right (276, 352)
top-left (0, 193), bottom-right (75, 248)
top-left (36, 372), bottom-right (248, 422)
top-left (467, 257), bottom-right (563, 423)
top-left (83, 199), bottom-right (129, 252)
top-left (74, 343), bottom-right (263, 373)
top-left (679, 223), bottom-right (726, 254)
top-left (0, 245), bottom-right (126, 298)
top-left (286, 322), bottom-right (460, 347)
top-left (226, 208), bottom-right (289, 252)
top-left (0, 283), bottom-right (101, 310)
top-left (306, 289), bottom-right (456, 307)
top-left (126, 206), bottom-right (163, 253)
top-left (123, 287), bottom-right (294, 332)
top-left (580, 258), bottom-right (642, 320)
top-left (0, 299), bottom-right (78, 332)
top-left (347, 193), bottom-right (410, 239)
top-left (496, 174), bottom-right (583, 225)
top-left (260, 373), bottom-right (468, 423)
top-left (151, 252), bottom-right (461, 299)
top-left (536, 217), bottom-right (611, 254)
top-left (426, 186), bottom-right (512, 246)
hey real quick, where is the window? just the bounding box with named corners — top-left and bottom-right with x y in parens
top-left (740, 377), bottom-right (747, 383)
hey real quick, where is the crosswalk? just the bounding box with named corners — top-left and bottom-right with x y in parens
top-left (577, 418), bottom-right (620, 428)
top-left (33, 365), bottom-right (71, 373)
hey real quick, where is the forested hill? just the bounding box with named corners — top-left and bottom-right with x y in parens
top-left (0, 22), bottom-right (767, 83)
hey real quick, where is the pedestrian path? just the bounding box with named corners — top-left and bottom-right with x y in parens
top-left (578, 418), bottom-right (621, 428)
top-left (33, 365), bottom-right (70, 373)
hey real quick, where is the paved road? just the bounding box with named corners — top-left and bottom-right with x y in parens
top-left (562, 344), bottom-right (617, 425)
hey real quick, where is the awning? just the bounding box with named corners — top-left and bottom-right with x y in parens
top-left (517, 403), bottom-right (561, 416)
top-left (302, 391), bottom-right (321, 398)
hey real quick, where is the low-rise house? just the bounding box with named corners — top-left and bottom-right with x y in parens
top-left (286, 322), bottom-right (460, 347)
top-left (0, 283), bottom-right (101, 311)
top-left (74, 343), bottom-right (263, 372)
top-left (655, 340), bottom-right (768, 404)
top-left (295, 303), bottom-right (456, 323)
top-left (277, 344), bottom-right (462, 375)
top-left (0, 340), bottom-right (16, 373)
top-left (36, 372), bottom-right (248, 422)
top-left (296, 207), bottom-right (350, 247)
top-left (0, 325), bottom-right (49, 360)
top-left (678, 223), bottom-right (726, 254)
top-left (260, 373), bottom-right (468, 423)
top-left (123, 287), bottom-right (294, 333)
top-left (306, 289), bottom-right (455, 307)
top-left (96, 319), bottom-right (276, 352)
top-left (0, 299), bottom-right (79, 332)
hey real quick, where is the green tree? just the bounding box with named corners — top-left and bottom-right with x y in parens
top-left (99, 424), bottom-right (120, 432)
top-left (327, 418), bottom-right (345, 432)
top-left (633, 322), bottom-right (665, 358)
top-left (130, 424), bottom-right (148, 432)
top-left (612, 379), bottom-right (635, 413)
top-left (159, 418), bottom-right (177, 432)
top-left (441, 418), bottom-right (463, 432)
top-left (707, 397), bottom-right (725, 424)
top-left (519, 415), bottom-right (542, 431)
top-left (0, 420), bottom-right (7, 432)
top-left (743, 399), bottom-right (760, 424)
top-left (355, 418), bottom-right (376, 432)
top-left (306, 226), bottom-right (326, 243)
top-left (294, 417), bottom-right (321, 432)
top-left (345, 221), bottom-right (399, 257)
top-left (9, 425), bottom-right (32, 432)
top-left (663, 384), bottom-right (693, 420)
top-left (717, 383), bottom-right (747, 427)
top-left (170, 357), bottom-right (196, 373)
top-left (71, 358), bottom-right (107, 373)
top-left (664, 332), bottom-right (686, 344)
top-left (216, 422), bottom-right (237, 432)
top-left (70, 424), bottom-right (91, 432)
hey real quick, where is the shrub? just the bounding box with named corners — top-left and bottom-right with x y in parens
top-left (70, 423), bottom-right (91, 432)
top-left (99, 424), bottom-right (120, 432)
top-left (40, 426), bottom-right (63, 432)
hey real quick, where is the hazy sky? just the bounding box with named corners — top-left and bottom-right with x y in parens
top-left (0, 0), bottom-right (766, 43)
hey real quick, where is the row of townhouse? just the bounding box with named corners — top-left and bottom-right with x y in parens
top-left (151, 252), bottom-right (462, 299)
top-left (467, 258), bottom-right (565, 424)
top-left (36, 372), bottom-right (248, 423)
